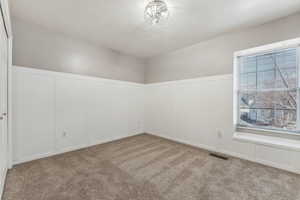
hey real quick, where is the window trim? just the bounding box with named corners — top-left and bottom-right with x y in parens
top-left (233, 38), bottom-right (300, 137)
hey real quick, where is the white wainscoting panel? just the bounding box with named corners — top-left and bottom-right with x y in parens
top-left (145, 75), bottom-right (300, 174)
top-left (12, 69), bottom-right (56, 163)
top-left (85, 81), bottom-right (121, 145)
top-left (55, 77), bottom-right (88, 153)
top-left (12, 66), bottom-right (145, 164)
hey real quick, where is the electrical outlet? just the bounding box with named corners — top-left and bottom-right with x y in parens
top-left (62, 131), bottom-right (67, 137)
top-left (217, 129), bottom-right (223, 139)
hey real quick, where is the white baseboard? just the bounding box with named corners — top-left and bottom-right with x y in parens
top-left (148, 132), bottom-right (300, 174)
top-left (13, 133), bottom-right (144, 165)
top-left (12, 132), bottom-right (300, 174)
top-left (0, 167), bottom-right (7, 200)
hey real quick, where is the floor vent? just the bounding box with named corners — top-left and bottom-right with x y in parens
top-left (209, 153), bottom-right (229, 160)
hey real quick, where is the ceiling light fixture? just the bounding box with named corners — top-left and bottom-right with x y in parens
top-left (144, 0), bottom-right (169, 25)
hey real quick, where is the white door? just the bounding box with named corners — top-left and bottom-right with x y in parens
top-left (0, 3), bottom-right (8, 184)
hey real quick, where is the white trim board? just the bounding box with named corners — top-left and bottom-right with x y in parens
top-left (234, 132), bottom-right (300, 152)
top-left (7, 36), bottom-right (13, 169)
top-left (145, 74), bottom-right (233, 87)
top-left (0, 168), bottom-right (7, 200)
top-left (0, 0), bottom-right (12, 198)
top-left (0, 0), bottom-right (13, 38)
top-left (148, 132), bottom-right (300, 174)
top-left (234, 37), bottom-right (300, 57)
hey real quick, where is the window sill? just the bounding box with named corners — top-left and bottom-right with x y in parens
top-left (233, 131), bottom-right (300, 152)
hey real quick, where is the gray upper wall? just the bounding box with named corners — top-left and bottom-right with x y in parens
top-left (12, 12), bottom-right (300, 84)
top-left (12, 18), bottom-right (145, 83)
top-left (145, 12), bottom-right (300, 83)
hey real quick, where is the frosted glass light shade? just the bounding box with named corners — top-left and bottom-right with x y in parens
top-left (144, 0), bottom-right (169, 25)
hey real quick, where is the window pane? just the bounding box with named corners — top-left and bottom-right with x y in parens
top-left (240, 90), bottom-right (296, 109)
top-left (240, 73), bottom-right (256, 90)
top-left (238, 48), bottom-right (298, 132)
top-left (257, 54), bottom-right (275, 72)
top-left (274, 110), bottom-right (297, 130)
top-left (257, 69), bottom-right (275, 89)
top-left (275, 68), bottom-right (297, 89)
top-left (240, 48), bottom-right (298, 90)
top-left (239, 90), bottom-right (297, 130)
top-left (240, 56), bottom-right (256, 74)
top-left (276, 50), bottom-right (297, 70)
top-left (275, 49), bottom-right (298, 89)
top-left (239, 108), bottom-right (296, 130)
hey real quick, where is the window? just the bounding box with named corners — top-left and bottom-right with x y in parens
top-left (235, 41), bottom-right (300, 134)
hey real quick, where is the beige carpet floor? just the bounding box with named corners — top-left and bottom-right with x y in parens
top-left (3, 134), bottom-right (300, 200)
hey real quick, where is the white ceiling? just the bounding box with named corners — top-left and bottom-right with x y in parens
top-left (10, 0), bottom-right (300, 58)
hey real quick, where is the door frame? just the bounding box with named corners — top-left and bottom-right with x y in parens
top-left (0, 0), bottom-right (13, 169)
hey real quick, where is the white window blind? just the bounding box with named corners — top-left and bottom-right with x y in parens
top-left (237, 47), bottom-right (300, 133)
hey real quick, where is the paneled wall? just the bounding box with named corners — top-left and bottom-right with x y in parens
top-left (12, 66), bottom-right (144, 164)
top-left (144, 75), bottom-right (300, 174)
top-left (12, 66), bottom-right (300, 174)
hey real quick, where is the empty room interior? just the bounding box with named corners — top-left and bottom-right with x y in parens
top-left (1, 0), bottom-right (300, 199)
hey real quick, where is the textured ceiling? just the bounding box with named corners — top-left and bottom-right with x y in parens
top-left (10, 0), bottom-right (300, 58)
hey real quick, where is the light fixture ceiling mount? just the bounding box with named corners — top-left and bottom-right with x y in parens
top-left (144, 0), bottom-right (169, 25)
